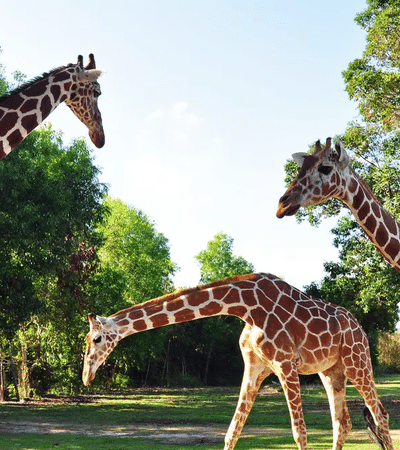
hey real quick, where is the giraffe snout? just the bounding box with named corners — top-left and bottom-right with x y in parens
top-left (279, 194), bottom-right (290, 204)
top-left (276, 193), bottom-right (300, 218)
top-left (89, 127), bottom-right (105, 148)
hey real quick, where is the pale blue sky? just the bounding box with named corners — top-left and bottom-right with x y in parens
top-left (1, 0), bottom-right (367, 291)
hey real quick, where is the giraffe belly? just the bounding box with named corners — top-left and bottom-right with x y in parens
top-left (296, 349), bottom-right (339, 375)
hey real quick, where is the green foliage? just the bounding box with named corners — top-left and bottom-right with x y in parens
top-left (378, 332), bottom-right (400, 372)
top-left (0, 126), bottom-right (107, 344)
top-left (304, 211), bottom-right (400, 361)
top-left (0, 47), bottom-right (26, 97)
top-left (0, 56), bottom-right (108, 388)
top-left (87, 197), bottom-right (177, 380)
top-left (195, 232), bottom-right (255, 283)
top-left (96, 197), bottom-right (177, 302)
top-left (281, 3), bottom-right (400, 361)
top-left (0, 51), bottom-right (8, 96)
top-left (343, 1), bottom-right (400, 130)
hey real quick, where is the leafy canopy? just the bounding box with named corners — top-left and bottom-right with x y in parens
top-left (195, 232), bottom-right (255, 283)
top-left (95, 196), bottom-right (177, 306)
top-left (0, 125), bottom-right (108, 341)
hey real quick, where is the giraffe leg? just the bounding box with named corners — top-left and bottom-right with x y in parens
top-left (339, 326), bottom-right (393, 450)
top-left (346, 370), bottom-right (393, 450)
top-left (276, 361), bottom-right (309, 450)
top-left (319, 364), bottom-right (352, 450)
top-left (224, 328), bottom-right (271, 450)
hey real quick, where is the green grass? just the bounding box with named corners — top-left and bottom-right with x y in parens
top-left (0, 376), bottom-right (399, 449)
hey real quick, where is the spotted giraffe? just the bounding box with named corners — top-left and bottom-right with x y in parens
top-left (83, 273), bottom-right (393, 450)
top-left (277, 137), bottom-right (400, 273)
top-left (0, 53), bottom-right (105, 160)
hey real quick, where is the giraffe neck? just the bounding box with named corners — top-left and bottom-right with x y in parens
top-left (341, 168), bottom-right (400, 271)
top-left (109, 273), bottom-right (263, 341)
top-left (0, 65), bottom-right (76, 159)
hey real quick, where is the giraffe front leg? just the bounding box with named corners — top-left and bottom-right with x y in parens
top-left (224, 326), bottom-right (271, 450)
top-left (277, 361), bottom-right (309, 450)
top-left (224, 356), bottom-right (270, 450)
top-left (319, 364), bottom-right (352, 450)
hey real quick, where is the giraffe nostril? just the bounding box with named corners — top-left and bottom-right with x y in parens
top-left (279, 194), bottom-right (289, 204)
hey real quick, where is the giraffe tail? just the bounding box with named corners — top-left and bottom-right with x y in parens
top-left (363, 407), bottom-right (388, 450)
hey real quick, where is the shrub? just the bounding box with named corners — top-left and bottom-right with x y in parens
top-left (378, 332), bottom-right (400, 372)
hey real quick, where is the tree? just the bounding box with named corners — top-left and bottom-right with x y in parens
top-left (195, 232), bottom-right (255, 283)
top-left (0, 125), bottom-right (107, 338)
top-left (377, 331), bottom-right (400, 372)
top-left (281, 1), bottom-right (400, 357)
top-left (95, 197), bottom-right (177, 303)
top-left (86, 197), bottom-right (177, 385)
top-left (0, 46), bottom-right (26, 97)
top-left (343, 0), bottom-right (400, 131)
top-left (0, 123), bottom-right (108, 396)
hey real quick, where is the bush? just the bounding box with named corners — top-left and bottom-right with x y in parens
top-left (378, 332), bottom-right (400, 372)
top-left (30, 360), bottom-right (54, 395)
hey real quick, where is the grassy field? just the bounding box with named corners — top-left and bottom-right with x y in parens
top-left (0, 375), bottom-right (399, 449)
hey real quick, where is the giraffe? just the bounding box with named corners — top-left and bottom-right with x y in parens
top-left (0, 53), bottom-right (105, 160)
top-left (82, 272), bottom-right (393, 450)
top-left (277, 137), bottom-right (400, 273)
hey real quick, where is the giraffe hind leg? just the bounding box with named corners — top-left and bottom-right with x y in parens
top-left (364, 406), bottom-right (389, 449)
top-left (362, 402), bottom-right (393, 450)
top-left (344, 360), bottom-right (393, 449)
top-left (319, 364), bottom-right (352, 450)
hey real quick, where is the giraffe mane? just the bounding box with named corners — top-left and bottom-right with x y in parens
top-left (109, 273), bottom-right (259, 319)
top-left (0, 65), bottom-right (71, 102)
top-left (350, 166), bottom-right (384, 207)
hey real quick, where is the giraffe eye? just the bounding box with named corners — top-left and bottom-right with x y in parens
top-left (93, 336), bottom-right (102, 344)
top-left (318, 165), bottom-right (332, 176)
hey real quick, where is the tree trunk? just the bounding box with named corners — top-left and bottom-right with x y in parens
top-left (0, 358), bottom-right (5, 402)
top-left (20, 343), bottom-right (29, 399)
top-left (162, 339), bottom-right (171, 385)
top-left (204, 346), bottom-right (213, 385)
top-left (8, 345), bottom-right (20, 402)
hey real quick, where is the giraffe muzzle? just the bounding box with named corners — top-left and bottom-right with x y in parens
top-left (82, 368), bottom-right (94, 386)
top-left (276, 194), bottom-right (300, 218)
top-left (89, 127), bottom-right (105, 148)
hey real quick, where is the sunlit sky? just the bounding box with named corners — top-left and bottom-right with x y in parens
top-left (2, 0), bottom-right (368, 292)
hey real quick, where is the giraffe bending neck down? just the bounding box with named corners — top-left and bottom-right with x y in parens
top-left (277, 137), bottom-right (400, 273)
top-left (0, 53), bottom-right (105, 160)
top-left (83, 273), bottom-right (393, 450)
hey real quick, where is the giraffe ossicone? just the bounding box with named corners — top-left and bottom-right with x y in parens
top-left (277, 137), bottom-right (400, 274)
top-left (83, 273), bottom-right (393, 450)
top-left (0, 53), bottom-right (105, 160)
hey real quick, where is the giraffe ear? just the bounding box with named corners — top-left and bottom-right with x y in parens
top-left (88, 313), bottom-right (96, 324)
top-left (334, 140), bottom-right (350, 169)
top-left (88, 314), bottom-right (110, 331)
top-left (77, 69), bottom-right (105, 82)
top-left (292, 152), bottom-right (309, 167)
top-left (88, 313), bottom-right (99, 331)
top-left (96, 315), bottom-right (113, 330)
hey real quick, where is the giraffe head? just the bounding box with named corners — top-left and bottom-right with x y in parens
top-left (82, 313), bottom-right (119, 386)
top-left (64, 54), bottom-right (105, 148)
top-left (276, 138), bottom-right (351, 218)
